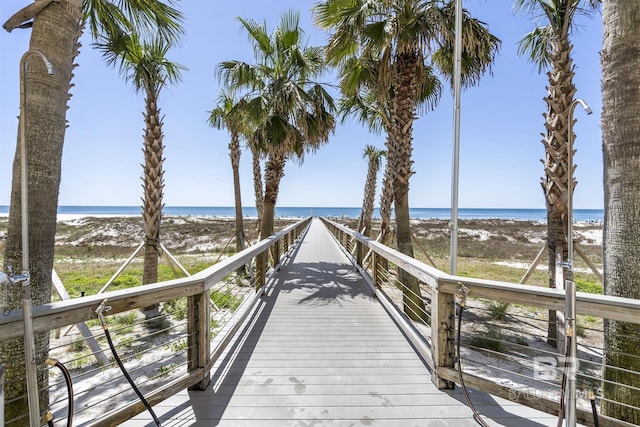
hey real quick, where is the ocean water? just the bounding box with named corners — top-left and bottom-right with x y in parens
top-left (0, 205), bottom-right (604, 222)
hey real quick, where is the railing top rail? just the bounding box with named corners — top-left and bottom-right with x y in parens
top-left (0, 217), bottom-right (312, 340)
top-left (321, 217), bottom-right (640, 324)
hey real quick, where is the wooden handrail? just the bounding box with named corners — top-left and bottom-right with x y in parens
top-left (0, 218), bottom-right (312, 340)
top-left (321, 217), bottom-right (640, 323)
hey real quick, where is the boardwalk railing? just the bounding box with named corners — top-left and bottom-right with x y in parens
top-left (0, 217), bottom-right (311, 427)
top-left (321, 217), bottom-right (640, 427)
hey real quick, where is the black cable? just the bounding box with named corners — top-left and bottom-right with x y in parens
top-left (46, 358), bottom-right (74, 427)
top-left (456, 303), bottom-right (490, 427)
top-left (590, 390), bottom-right (599, 427)
top-left (103, 327), bottom-right (161, 426)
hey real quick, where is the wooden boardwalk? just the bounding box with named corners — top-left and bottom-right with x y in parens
top-left (124, 218), bottom-right (566, 426)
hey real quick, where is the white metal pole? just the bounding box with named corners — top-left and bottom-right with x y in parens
top-left (449, 0), bottom-right (463, 275)
top-left (19, 49), bottom-right (55, 427)
top-left (565, 98), bottom-right (592, 427)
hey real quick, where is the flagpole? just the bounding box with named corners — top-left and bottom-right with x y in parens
top-left (450, 0), bottom-right (463, 275)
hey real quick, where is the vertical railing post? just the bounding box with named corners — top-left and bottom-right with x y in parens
top-left (283, 232), bottom-right (290, 255)
top-left (187, 287), bottom-right (211, 390)
top-left (372, 252), bottom-right (381, 290)
top-left (256, 251), bottom-right (266, 291)
top-left (431, 282), bottom-right (455, 389)
top-left (356, 239), bottom-right (364, 267)
top-left (274, 240), bottom-right (281, 266)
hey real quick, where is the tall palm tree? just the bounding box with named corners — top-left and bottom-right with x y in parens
top-left (314, 0), bottom-right (499, 321)
top-left (249, 140), bottom-right (265, 229)
top-left (515, 0), bottom-right (600, 345)
top-left (358, 145), bottom-right (386, 237)
top-left (1, 1), bottom-right (182, 420)
top-left (97, 31), bottom-right (185, 289)
top-left (209, 92), bottom-right (250, 253)
top-left (601, 0), bottom-right (640, 422)
top-left (338, 55), bottom-right (441, 245)
top-left (338, 57), bottom-right (396, 244)
top-left (218, 10), bottom-right (336, 240)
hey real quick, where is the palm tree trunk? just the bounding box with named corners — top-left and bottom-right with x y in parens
top-left (250, 143), bottom-right (264, 229)
top-left (359, 153), bottom-right (379, 237)
top-left (379, 142), bottom-right (394, 246)
top-left (1, 0), bottom-right (82, 421)
top-left (601, 1), bottom-right (640, 421)
top-left (142, 92), bottom-right (164, 288)
top-left (390, 50), bottom-right (425, 322)
top-left (229, 132), bottom-right (245, 252)
top-left (260, 152), bottom-right (285, 240)
top-left (545, 210), bottom-right (566, 347)
top-left (540, 38), bottom-right (576, 346)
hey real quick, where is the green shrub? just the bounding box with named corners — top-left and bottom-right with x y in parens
top-left (470, 327), bottom-right (505, 353)
top-left (486, 300), bottom-right (509, 321)
top-left (211, 289), bottom-right (243, 311)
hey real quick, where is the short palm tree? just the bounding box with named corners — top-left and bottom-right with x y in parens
top-left (314, 0), bottom-right (499, 321)
top-left (358, 145), bottom-right (386, 237)
top-left (1, 1), bottom-right (183, 418)
top-left (209, 92), bottom-right (250, 253)
top-left (98, 31), bottom-right (185, 289)
top-left (218, 10), bottom-right (336, 241)
top-left (515, 0), bottom-right (600, 345)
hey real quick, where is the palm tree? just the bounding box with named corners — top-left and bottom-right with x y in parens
top-left (338, 55), bottom-right (441, 245)
top-left (314, 0), bottom-right (499, 321)
top-left (249, 140), bottom-right (265, 229)
top-left (209, 92), bottom-right (250, 254)
top-left (97, 31), bottom-right (185, 290)
top-left (515, 0), bottom-right (600, 345)
top-left (358, 145), bottom-right (386, 237)
top-left (337, 57), bottom-right (396, 244)
top-left (1, 1), bottom-right (182, 420)
top-left (601, 0), bottom-right (640, 422)
top-left (218, 10), bottom-right (336, 241)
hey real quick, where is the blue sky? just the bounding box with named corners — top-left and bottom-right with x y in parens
top-left (0, 1), bottom-right (603, 209)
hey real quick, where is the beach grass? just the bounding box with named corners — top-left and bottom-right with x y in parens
top-left (0, 215), bottom-right (603, 297)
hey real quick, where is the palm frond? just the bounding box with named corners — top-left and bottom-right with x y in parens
top-left (85, 0), bottom-right (184, 44)
top-left (517, 26), bottom-right (554, 73)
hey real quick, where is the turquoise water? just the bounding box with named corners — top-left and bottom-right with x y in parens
top-left (0, 206), bottom-right (604, 222)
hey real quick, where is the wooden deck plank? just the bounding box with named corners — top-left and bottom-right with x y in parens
top-left (124, 218), bottom-right (570, 427)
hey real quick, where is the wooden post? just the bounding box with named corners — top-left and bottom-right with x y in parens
top-left (255, 252), bottom-right (265, 291)
top-left (372, 252), bottom-right (381, 290)
top-left (283, 232), bottom-right (290, 254)
top-left (431, 284), bottom-right (455, 389)
top-left (273, 240), bottom-right (281, 266)
top-left (574, 242), bottom-right (603, 282)
top-left (51, 270), bottom-right (110, 365)
top-left (187, 290), bottom-right (210, 390)
top-left (519, 245), bottom-right (546, 284)
top-left (356, 240), bottom-right (363, 267)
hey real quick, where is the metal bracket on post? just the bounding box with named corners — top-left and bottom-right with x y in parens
top-left (455, 284), bottom-right (469, 308)
top-left (95, 299), bottom-right (112, 328)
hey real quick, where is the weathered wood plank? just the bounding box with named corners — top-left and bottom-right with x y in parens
top-left (124, 219), bottom-right (581, 427)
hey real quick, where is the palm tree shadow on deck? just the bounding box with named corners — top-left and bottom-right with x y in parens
top-left (165, 231), bottom-right (311, 424)
top-left (277, 259), bottom-right (375, 306)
